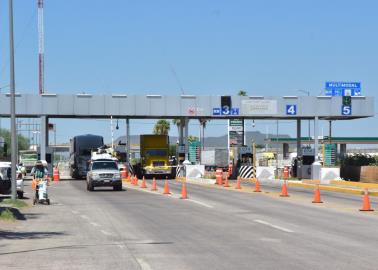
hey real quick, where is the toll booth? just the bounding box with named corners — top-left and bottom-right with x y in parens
top-left (299, 147), bottom-right (315, 179)
top-left (237, 146), bottom-right (254, 179)
top-left (177, 144), bottom-right (185, 165)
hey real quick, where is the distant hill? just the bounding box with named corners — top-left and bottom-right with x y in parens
top-left (115, 131), bottom-right (290, 148)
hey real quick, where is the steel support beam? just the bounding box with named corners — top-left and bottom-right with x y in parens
top-left (297, 119), bottom-right (302, 179)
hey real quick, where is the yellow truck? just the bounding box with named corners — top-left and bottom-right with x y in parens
top-left (138, 135), bottom-right (172, 179)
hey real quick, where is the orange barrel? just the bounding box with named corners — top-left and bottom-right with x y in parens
top-left (216, 168), bottom-right (223, 185)
top-left (53, 167), bottom-right (60, 182)
top-left (283, 166), bottom-right (289, 179)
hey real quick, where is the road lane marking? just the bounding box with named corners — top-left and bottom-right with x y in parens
top-left (254, 219), bottom-right (294, 233)
top-left (100, 230), bottom-right (112, 236)
top-left (124, 183), bottom-right (214, 208)
top-left (136, 258), bottom-right (153, 270)
top-left (90, 222), bottom-right (100, 227)
top-left (186, 199), bottom-right (213, 208)
top-left (118, 244), bottom-right (125, 249)
top-left (80, 215), bottom-right (90, 220)
top-left (71, 210), bottom-right (79, 215)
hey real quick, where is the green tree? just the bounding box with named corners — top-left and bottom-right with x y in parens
top-left (0, 128), bottom-right (30, 157)
top-left (238, 90), bottom-right (247, 96)
top-left (153, 120), bottom-right (171, 135)
top-left (188, 135), bottom-right (199, 143)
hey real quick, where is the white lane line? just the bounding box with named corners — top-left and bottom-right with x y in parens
top-left (71, 210), bottom-right (79, 215)
top-left (136, 258), bottom-right (153, 270)
top-left (80, 215), bottom-right (90, 220)
top-left (100, 230), bottom-right (112, 236)
top-left (186, 199), bottom-right (213, 209)
top-left (254, 219), bottom-right (294, 233)
top-left (118, 244), bottom-right (125, 249)
top-left (90, 222), bottom-right (100, 227)
top-left (125, 183), bottom-right (214, 209)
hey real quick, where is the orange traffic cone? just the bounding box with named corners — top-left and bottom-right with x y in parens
top-left (180, 181), bottom-right (188, 199)
top-left (360, 188), bottom-right (374, 211)
top-left (280, 181), bottom-right (289, 197)
top-left (254, 178), bottom-right (261, 192)
top-left (235, 176), bottom-right (241, 189)
top-left (151, 177), bottom-right (157, 191)
top-left (140, 176), bottom-right (147, 188)
top-left (134, 176), bottom-right (138, 186)
top-left (163, 179), bottom-right (171, 194)
top-left (312, 184), bottom-right (323, 203)
top-left (224, 175), bottom-right (230, 188)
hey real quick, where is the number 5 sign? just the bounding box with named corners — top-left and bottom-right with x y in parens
top-left (286, 105), bottom-right (297, 115)
top-left (341, 105), bottom-right (352, 115)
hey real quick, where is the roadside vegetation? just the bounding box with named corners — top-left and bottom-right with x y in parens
top-left (341, 154), bottom-right (378, 166)
top-left (0, 199), bottom-right (28, 222)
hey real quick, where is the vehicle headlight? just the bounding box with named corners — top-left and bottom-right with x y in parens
top-left (113, 173), bottom-right (121, 179)
top-left (92, 173), bottom-right (100, 180)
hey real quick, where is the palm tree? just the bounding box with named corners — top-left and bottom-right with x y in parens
top-left (238, 90), bottom-right (247, 96)
top-left (199, 118), bottom-right (208, 150)
top-left (153, 120), bottom-right (171, 135)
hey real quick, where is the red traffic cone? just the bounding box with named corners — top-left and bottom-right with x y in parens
top-left (280, 181), bottom-right (289, 197)
top-left (180, 181), bottom-right (188, 199)
top-left (140, 176), bottom-right (147, 188)
top-left (224, 175), bottom-right (230, 188)
top-left (254, 178), bottom-right (261, 192)
top-left (235, 176), bottom-right (242, 189)
top-left (360, 188), bottom-right (374, 211)
top-left (151, 177), bottom-right (157, 191)
top-left (312, 184), bottom-right (323, 203)
top-left (163, 179), bottom-right (171, 195)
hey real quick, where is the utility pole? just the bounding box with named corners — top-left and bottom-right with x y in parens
top-left (38, 0), bottom-right (45, 94)
top-left (9, 0), bottom-right (17, 200)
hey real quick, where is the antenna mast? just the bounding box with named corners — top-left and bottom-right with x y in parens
top-left (38, 0), bottom-right (44, 94)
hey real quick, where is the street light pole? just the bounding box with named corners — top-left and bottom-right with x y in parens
top-left (9, 0), bottom-right (17, 200)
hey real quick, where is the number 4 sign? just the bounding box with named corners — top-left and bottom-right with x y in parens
top-left (286, 105), bottom-right (297, 115)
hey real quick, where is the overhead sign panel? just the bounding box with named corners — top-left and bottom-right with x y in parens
top-left (242, 100), bottom-right (277, 115)
top-left (325, 82), bottom-right (361, 96)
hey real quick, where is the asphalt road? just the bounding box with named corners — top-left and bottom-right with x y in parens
top-left (1, 178), bottom-right (378, 270)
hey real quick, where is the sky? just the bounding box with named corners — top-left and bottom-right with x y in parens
top-left (0, 0), bottom-right (377, 145)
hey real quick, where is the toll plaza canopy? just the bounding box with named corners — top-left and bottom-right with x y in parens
top-left (0, 94), bottom-right (374, 119)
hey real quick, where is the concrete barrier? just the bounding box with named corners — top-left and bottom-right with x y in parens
top-left (256, 166), bottom-right (275, 180)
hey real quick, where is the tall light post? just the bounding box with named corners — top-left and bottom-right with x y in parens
top-left (9, 0), bottom-right (17, 200)
top-left (298, 90), bottom-right (311, 145)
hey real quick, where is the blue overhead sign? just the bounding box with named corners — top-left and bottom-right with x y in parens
top-left (212, 108), bottom-right (221, 115)
top-left (213, 107), bottom-right (240, 116)
top-left (325, 81), bottom-right (361, 96)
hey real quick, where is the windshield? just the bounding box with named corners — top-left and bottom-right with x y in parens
top-left (145, 150), bottom-right (167, 157)
top-left (21, 154), bottom-right (37, 160)
top-left (92, 161), bottom-right (118, 170)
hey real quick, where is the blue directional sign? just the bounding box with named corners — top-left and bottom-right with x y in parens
top-left (221, 106), bottom-right (230, 115)
top-left (213, 107), bottom-right (239, 116)
top-left (286, 105), bottom-right (297, 115)
top-left (212, 108), bottom-right (221, 115)
top-left (341, 105), bottom-right (352, 116)
top-left (230, 108), bottom-right (240, 115)
top-left (325, 82), bottom-right (361, 96)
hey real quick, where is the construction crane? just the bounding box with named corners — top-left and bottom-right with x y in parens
top-left (38, 0), bottom-right (44, 94)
